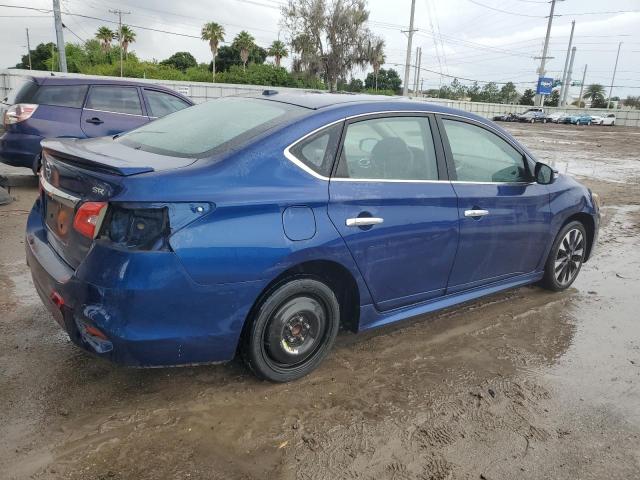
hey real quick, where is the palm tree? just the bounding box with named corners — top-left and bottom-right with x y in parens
top-left (116, 25), bottom-right (136, 59)
top-left (201, 22), bottom-right (226, 82)
top-left (233, 31), bottom-right (255, 71)
top-left (583, 84), bottom-right (606, 103)
top-left (367, 38), bottom-right (385, 91)
top-left (96, 26), bottom-right (114, 53)
top-left (268, 40), bottom-right (288, 68)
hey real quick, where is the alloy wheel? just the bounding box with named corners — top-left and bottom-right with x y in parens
top-left (554, 228), bottom-right (585, 286)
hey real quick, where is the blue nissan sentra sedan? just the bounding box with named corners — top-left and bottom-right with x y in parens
top-left (26, 92), bottom-right (600, 382)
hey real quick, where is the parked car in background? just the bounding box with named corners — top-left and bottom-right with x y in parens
top-left (1, 76), bottom-right (194, 172)
top-left (492, 113), bottom-right (518, 122)
top-left (27, 92), bottom-right (600, 381)
top-left (546, 111), bottom-right (566, 123)
top-left (573, 114), bottom-right (593, 125)
top-left (600, 114), bottom-right (616, 126)
top-left (562, 114), bottom-right (592, 125)
top-left (590, 115), bottom-right (603, 124)
top-left (517, 108), bottom-right (546, 123)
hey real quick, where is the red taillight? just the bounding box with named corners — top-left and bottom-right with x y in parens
top-left (73, 202), bottom-right (108, 239)
top-left (3, 103), bottom-right (38, 127)
top-left (50, 291), bottom-right (65, 308)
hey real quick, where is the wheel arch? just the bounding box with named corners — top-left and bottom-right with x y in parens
top-left (239, 259), bottom-right (362, 354)
top-left (561, 212), bottom-right (595, 261)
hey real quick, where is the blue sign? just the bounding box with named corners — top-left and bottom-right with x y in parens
top-left (536, 77), bottom-right (554, 95)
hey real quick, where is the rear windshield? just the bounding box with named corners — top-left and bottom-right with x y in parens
top-left (117, 97), bottom-right (307, 158)
top-left (9, 79), bottom-right (39, 104)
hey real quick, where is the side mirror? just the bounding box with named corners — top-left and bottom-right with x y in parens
top-left (535, 162), bottom-right (555, 185)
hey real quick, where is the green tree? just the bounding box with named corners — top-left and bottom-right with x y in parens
top-left (201, 21), bottom-right (226, 81)
top-left (116, 25), bottom-right (136, 59)
top-left (519, 88), bottom-right (535, 106)
top-left (582, 84), bottom-right (605, 105)
top-left (268, 40), bottom-right (288, 67)
top-left (544, 89), bottom-right (560, 107)
top-left (364, 68), bottom-right (401, 92)
top-left (215, 45), bottom-right (267, 72)
top-left (450, 79), bottom-right (467, 100)
top-left (15, 42), bottom-right (56, 70)
top-left (499, 82), bottom-right (518, 104)
top-left (479, 82), bottom-right (500, 103)
top-left (95, 26), bottom-right (114, 53)
top-left (160, 52), bottom-right (197, 72)
top-left (467, 82), bottom-right (481, 101)
top-left (624, 95), bottom-right (640, 109)
top-left (366, 37), bottom-right (385, 91)
top-left (233, 31), bottom-right (256, 71)
top-left (283, 0), bottom-right (373, 91)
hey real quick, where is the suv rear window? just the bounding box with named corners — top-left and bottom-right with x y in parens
top-left (9, 79), bottom-right (39, 104)
top-left (117, 97), bottom-right (307, 158)
top-left (32, 85), bottom-right (88, 108)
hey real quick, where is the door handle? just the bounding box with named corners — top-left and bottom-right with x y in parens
top-left (464, 209), bottom-right (490, 218)
top-left (346, 217), bottom-right (384, 227)
top-left (86, 117), bottom-right (104, 125)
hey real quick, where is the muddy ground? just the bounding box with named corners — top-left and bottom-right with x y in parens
top-left (1, 123), bottom-right (639, 480)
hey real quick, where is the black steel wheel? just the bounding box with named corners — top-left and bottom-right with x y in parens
top-left (242, 277), bottom-right (340, 382)
top-left (541, 221), bottom-right (587, 291)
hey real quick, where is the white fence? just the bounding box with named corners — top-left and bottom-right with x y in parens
top-left (2, 68), bottom-right (640, 127)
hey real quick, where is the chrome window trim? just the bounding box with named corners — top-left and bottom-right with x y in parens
top-left (40, 174), bottom-right (80, 207)
top-left (83, 107), bottom-right (146, 118)
top-left (283, 109), bottom-right (531, 185)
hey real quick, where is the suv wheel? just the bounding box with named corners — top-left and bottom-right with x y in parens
top-left (242, 277), bottom-right (340, 382)
top-left (541, 221), bottom-right (587, 291)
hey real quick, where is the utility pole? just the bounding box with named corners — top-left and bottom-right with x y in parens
top-left (578, 64), bottom-right (587, 108)
top-left (52, 0), bottom-right (67, 72)
top-left (558, 20), bottom-right (575, 107)
top-left (607, 42), bottom-right (622, 109)
top-left (561, 46), bottom-right (576, 107)
top-left (110, 9), bottom-right (131, 77)
top-left (420, 78), bottom-right (424, 97)
top-left (402, 0), bottom-right (417, 97)
top-left (25, 28), bottom-right (32, 70)
top-left (414, 47), bottom-right (422, 94)
top-left (534, 0), bottom-right (558, 106)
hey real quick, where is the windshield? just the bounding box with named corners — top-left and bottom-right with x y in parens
top-left (117, 97), bottom-right (307, 158)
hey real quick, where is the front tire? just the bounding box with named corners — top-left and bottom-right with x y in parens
top-left (541, 221), bottom-right (587, 291)
top-left (241, 278), bottom-right (340, 382)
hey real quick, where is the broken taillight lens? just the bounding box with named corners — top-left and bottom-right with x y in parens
top-left (73, 202), bottom-right (108, 239)
top-left (3, 103), bottom-right (38, 127)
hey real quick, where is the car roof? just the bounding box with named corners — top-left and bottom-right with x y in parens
top-left (31, 76), bottom-right (157, 88)
top-left (26, 75), bottom-right (193, 103)
top-left (245, 91), bottom-right (480, 118)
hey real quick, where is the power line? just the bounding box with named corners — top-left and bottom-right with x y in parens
top-left (466, 0), bottom-right (546, 18)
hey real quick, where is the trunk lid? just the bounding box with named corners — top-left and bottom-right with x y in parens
top-left (40, 137), bottom-right (196, 269)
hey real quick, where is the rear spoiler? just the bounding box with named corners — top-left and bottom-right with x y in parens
top-left (41, 138), bottom-right (154, 176)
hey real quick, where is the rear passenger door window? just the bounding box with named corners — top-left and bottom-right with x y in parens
top-left (144, 89), bottom-right (190, 118)
top-left (335, 116), bottom-right (438, 181)
top-left (85, 86), bottom-right (143, 115)
top-left (441, 119), bottom-right (530, 183)
top-left (81, 86), bottom-right (148, 138)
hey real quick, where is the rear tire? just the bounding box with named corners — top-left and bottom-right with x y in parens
top-left (541, 221), bottom-right (587, 291)
top-left (241, 277), bottom-right (340, 382)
